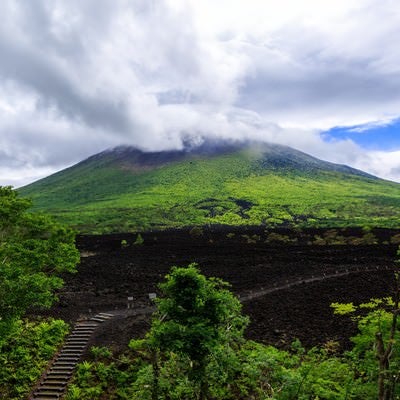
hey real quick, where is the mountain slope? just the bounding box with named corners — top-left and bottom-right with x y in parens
top-left (19, 141), bottom-right (400, 233)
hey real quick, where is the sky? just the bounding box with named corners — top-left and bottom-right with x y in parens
top-left (1, 0), bottom-right (400, 187)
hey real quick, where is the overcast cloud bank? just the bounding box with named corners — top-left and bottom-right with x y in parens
top-left (1, 0), bottom-right (400, 186)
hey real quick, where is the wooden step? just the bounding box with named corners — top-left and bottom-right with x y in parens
top-left (45, 370), bottom-right (72, 376)
top-left (36, 385), bottom-right (64, 392)
top-left (65, 339), bottom-right (88, 344)
top-left (56, 359), bottom-right (79, 363)
top-left (75, 323), bottom-right (98, 328)
top-left (59, 350), bottom-right (82, 354)
top-left (56, 355), bottom-right (80, 360)
top-left (90, 317), bottom-right (108, 322)
top-left (49, 366), bottom-right (75, 371)
top-left (98, 312), bottom-right (114, 317)
top-left (33, 390), bottom-right (62, 397)
top-left (32, 314), bottom-right (109, 399)
top-left (62, 345), bottom-right (85, 350)
top-left (68, 335), bottom-right (91, 340)
top-left (69, 332), bottom-right (91, 336)
top-left (42, 379), bottom-right (68, 385)
top-left (53, 362), bottom-right (77, 367)
top-left (74, 326), bottom-right (97, 330)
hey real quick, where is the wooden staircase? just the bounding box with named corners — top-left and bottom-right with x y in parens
top-left (30, 312), bottom-right (114, 400)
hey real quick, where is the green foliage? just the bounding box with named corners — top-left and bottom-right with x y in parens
top-left (390, 233), bottom-right (400, 244)
top-left (68, 337), bottom-right (379, 400)
top-left (150, 264), bottom-right (248, 351)
top-left (361, 232), bottom-right (378, 245)
top-left (147, 264), bottom-right (248, 398)
top-left (241, 234), bottom-right (261, 243)
top-left (19, 149), bottom-right (400, 233)
top-left (331, 302), bottom-right (357, 315)
top-left (64, 266), bottom-right (400, 399)
top-left (0, 318), bottom-right (69, 400)
top-left (66, 345), bottom-right (147, 400)
top-left (190, 226), bottom-right (204, 237)
top-left (134, 233), bottom-right (144, 245)
top-left (0, 186), bottom-right (79, 334)
top-left (65, 385), bottom-right (83, 400)
top-left (0, 187), bottom-right (79, 398)
top-left (266, 232), bottom-right (293, 244)
top-left (332, 294), bottom-right (400, 399)
top-left (90, 346), bottom-right (113, 361)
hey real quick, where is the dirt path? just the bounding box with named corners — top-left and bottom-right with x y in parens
top-left (240, 264), bottom-right (394, 302)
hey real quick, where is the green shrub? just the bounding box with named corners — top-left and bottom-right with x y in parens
top-left (0, 319), bottom-right (69, 400)
top-left (390, 233), bottom-right (400, 244)
top-left (134, 234), bottom-right (144, 245)
top-left (189, 226), bottom-right (204, 237)
top-left (266, 233), bottom-right (292, 244)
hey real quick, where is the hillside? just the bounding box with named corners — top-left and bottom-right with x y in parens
top-left (19, 140), bottom-right (400, 233)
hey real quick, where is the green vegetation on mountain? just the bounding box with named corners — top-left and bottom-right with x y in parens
top-left (19, 142), bottom-right (400, 233)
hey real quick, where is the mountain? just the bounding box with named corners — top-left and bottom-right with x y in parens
top-left (19, 140), bottom-right (400, 233)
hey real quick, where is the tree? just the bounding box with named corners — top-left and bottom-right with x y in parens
top-left (145, 264), bottom-right (248, 400)
top-left (332, 271), bottom-right (400, 399)
top-left (0, 186), bottom-right (79, 336)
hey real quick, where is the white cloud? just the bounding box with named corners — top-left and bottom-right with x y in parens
top-left (354, 150), bottom-right (400, 182)
top-left (1, 0), bottom-right (400, 186)
top-left (347, 118), bottom-right (398, 133)
top-left (0, 166), bottom-right (58, 188)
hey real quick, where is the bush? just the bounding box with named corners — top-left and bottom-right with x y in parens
top-left (134, 234), bottom-right (144, 245)
top-left (0, 186), bottom-right (79, 332)
top-left (0, 319), bottom-right (69, 399)
top-left (189, 226), bottom-right (204, 237)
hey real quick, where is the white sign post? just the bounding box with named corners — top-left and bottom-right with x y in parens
top-left (148, 293), bottom-right (157, 301)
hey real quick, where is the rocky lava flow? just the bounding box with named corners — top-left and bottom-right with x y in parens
top-left (45, 228), bottom-right (398, 353)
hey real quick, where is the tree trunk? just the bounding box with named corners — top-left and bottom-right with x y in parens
top-left (376, 332), bottom-right (389, 400)
top-left (198, 360), bottom-right (208, 400)
top-left (151, 350), bottom-right (160, 400)
top-left (376, 279), bottom-right (400, 400)
top-left (199, 378), bottom-right (208, 400)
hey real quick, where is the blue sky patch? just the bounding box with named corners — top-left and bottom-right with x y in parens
top-left (323, 119), bottom-right (400, 151)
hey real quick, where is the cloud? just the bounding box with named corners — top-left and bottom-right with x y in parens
top-left (354, 150), bottom-right (400, 182)
top-left (347, 118), bottom-right (398, 133)
top-left (1, 0), bottom-right (400, 187)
